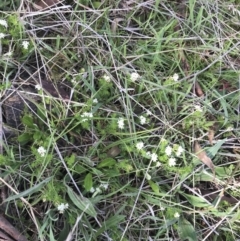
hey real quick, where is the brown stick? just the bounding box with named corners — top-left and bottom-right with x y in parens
top-left (0, 214), bottom-right (28, 241)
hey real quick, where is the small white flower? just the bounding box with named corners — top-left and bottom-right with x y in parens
top-left (174, 212), bottom-right (180, 218)
top-left (156, 161), bottom-right (161, 167)
top-left (146, 151), bottom-right (151, 157)
top-left (35, 84), bottom-right (42, 90)
top-left (226, 126), bottom-right (233, 131)
top-left (102, 74), bottom-right (111, 82)
top-left (0, 33), bottom-right (5, 39)
top-left (37, 146), bottom-right (46, 157)
top-left (139, 115), bottom-right (146, 125)
top-left (145, 172), bottom-right (151, 180)
top-left (90, 187), bottom-right (95, 193)
top-left (165, 145), bottom-right (172, 156)
top-left (81, 112), bottom-right (93, 118)
top-left (172, 73), bottom-right (179, 82)
top-left (93, 98), bottom-right (98, 103)
top-left (169, 157), bottom-right (176, 167)
top-left (118, 117), bottom-right (124, 129)
top-left (176, 146), bottom-right (184, 157)
top-left (130, 72), bottom-right (140, 82)
top-left (151, 153), bottom-right (158, 162)
top-left (195, 105), bottom-right (202, 112)
top-left (136, 142), bottom-right (144, 150)
top-left (100, 182), bottom-right (109, 190)
top-left (22, 40), bottom-right (30, 50)
top-left (160, 206), bottom-right (165, 211)
top-left (87, 112), bottom-right (93, 118)
top-left (71, 79), bottom-right (77, 85)
top-left (0, 19), bottom-right (8, 28)
top-left (146, 110), bottom-right (152, 116)
top-left (57, 203), bottom-right (69, 213)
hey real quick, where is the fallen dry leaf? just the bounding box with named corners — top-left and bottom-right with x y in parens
top-left (208, 129), bottom-right (215, 145)
top-left (194, 81), bottom-right (204, 97)
top-left (194, 141), bottom-right (215, 176)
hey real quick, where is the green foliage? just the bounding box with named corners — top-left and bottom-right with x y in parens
top-left (97, 157), bottom-right (117, 168)
top-left (42, 181), bottom-right (65, 205)
top-left (117, 160), bottom-right (133, 173)
top-left (1, 1), bottom-right (240, 240)
top-left (178, 217), bottom-right (198, 241)
top-left (7, 14), bottom-right (24, 39)
top-left (96, 77), bottom-right (114, 101)
top-left (67, 186), bottom-right (97, 217)
top-left (84, 173), bottom-right (93, 191)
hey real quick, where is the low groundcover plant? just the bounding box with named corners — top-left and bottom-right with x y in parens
top-left (0, 1), bottom-right (240, 241)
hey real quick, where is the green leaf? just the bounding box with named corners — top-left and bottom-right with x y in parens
top-left (178, 217), bottom-right (198, 241)
top-left (207, 139), bottom-right (225, 158)
top-left (4, 177), bottom-right (52, 202)
top-left (33, 131), bottom-right (42, 141)
top-left (148, 180), bottom-right (160, 195)
top-left (22, 115), bottom-right (34, 127)
top-left (195, 166), bottom-right (231, 182)
top-left (84, 173), bottom-right (93, 191)
top-left (97, 158), bottom-right (117, 168)
top-left (67, 186), bottom-right (97, 217)
top-left (95, 215), bottom-right (125, 237)
top-left (92, 1), bottom-right (102, 8)
top-left (66, 154), bottom-right (76, 167)
top-left (18, 133), bottom-right (33, 144)
top-left (180, 192), bottom-right (213, 208)
top-left (58, 222), bottom-right (70, 241)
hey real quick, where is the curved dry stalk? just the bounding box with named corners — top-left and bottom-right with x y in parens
top-left (0, 214), bottom-right (28, 241)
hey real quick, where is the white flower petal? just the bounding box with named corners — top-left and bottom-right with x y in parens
top-left (35, 84), bottom-right (42, 90)
top-left (174, 212), bottom-right (180, 218)
top-left (195, 105), bottom-right (202, 112)
top-left (118, 118), bottom-right (124, 129)
top-left (146, 110), bottom-right (152, 116)
top-left (130, 72), bottom-right (140, 82)
top-left (103, 74), bottom-right (110, 82)
top-left (151, 153), bottom-right (158, 162)
top-left (22, 41), bottom-right (30, 50)
top-left (165, 146), bottom-right (172, 156)
top-left (139, 115), bottom-right (146, 125)
top-left (168, 157), bottom-right (176, 167)
top-left (0, 19), bottom-right (8, 28)
top-left (176, 146), bottom-right (184, 157)
top-left (172, 73), bottom-right (179, 82)
top-left (0, 33), bottom-right (5, 39)
top-left (57, 203), bottom-right (69, 213)
top-left (37, 146), bottom-right (46, 157)
top-left (136, 142), bottom-right (144, 150)
top-left (156, 161), bottom-right (161, 167)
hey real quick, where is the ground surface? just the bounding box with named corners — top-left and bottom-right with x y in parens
top-left (0, 0), bottom-right (240, 241)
